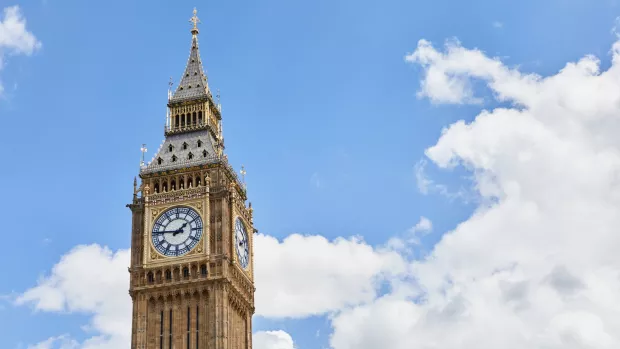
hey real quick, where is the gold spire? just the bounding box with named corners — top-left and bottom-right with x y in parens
top-left (189, 8), bottom-right (200, 35)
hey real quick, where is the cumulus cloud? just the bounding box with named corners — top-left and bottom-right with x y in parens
top-left (254, 330), bottom-right (295, 349)
top-left (254, 233), bottom-right (406, 318)
top-left (329, 36), bottom-right (620, 349)
top-left (17, 232), bottom-right (406, 347)
top-left (0, 5), bottom-right (40, 95)
top-left (17, 245), bottom-right (131, 349)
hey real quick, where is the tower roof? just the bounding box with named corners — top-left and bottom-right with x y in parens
top-left (170, 9), bottom-right (211, 103)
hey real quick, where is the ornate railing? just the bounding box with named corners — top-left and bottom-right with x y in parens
top-left (140, 154), bottom-right (246, 198)
top-left (164, 122), bottom-right (210, 136)
top-left (140, 154), bottom-right (221, 174)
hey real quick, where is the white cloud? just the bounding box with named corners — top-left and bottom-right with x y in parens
top-left (26, 335), bottom-right (78, 349)
top-left (254, 330), bottom-right (295, 349)
top-left (329, 35), bottom-right (620, 349)
top-left (411, 216), bottom-right (432, 233)
top-left (16, 233), bottom-right (406, 347)
top-left (254, 233), bottom-right (406, 318)
top-left (17, 245), bottom-right (131, 349)
top-left (0, 6), bottom-right (40, 95)
top-left (414, 159), bottom-right (472, 201)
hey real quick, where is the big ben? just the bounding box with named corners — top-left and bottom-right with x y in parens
top-left (127, 8), bottom-right (255, 349)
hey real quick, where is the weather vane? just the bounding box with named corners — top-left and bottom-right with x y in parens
top-left (189, 8), bottom-right (200, 33)
top-left (140, 144), bottom-right (148, 166)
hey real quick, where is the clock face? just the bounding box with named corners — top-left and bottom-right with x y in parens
top-left (234, 217), bottom-right (249, 269)
top-left (151, 206), bottom-right (203, 257)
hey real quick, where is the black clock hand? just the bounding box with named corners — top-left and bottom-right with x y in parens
top-left (154, 230), bottom-right (181, 234)
top-left (172, 222), bottom-right (189, 236)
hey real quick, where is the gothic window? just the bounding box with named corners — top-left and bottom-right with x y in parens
top-left (160, 311), bottom-right (164, 349)
top-left (169, 144), bottom-right (174, 152)
top-left (202, 150), bottom-right (207, 158)
top-left (200, 264), bottom-right (207, 276)
top-left (147, 272), bottom-right (154, 283)
top-left (182, 142), bottom-right (188, 150)
top-left (192, 112), bottom-right (197, 125)
top-left (165, 270), bottom-right (171, 280)
top-left (198, 111), bottom-right (203, 124)
top-left (175, 115), bottom-right (179, 127)
top-left (154, 183), bottom-right (160, 193)
top-left (157, 157), bottom-right (163, 165)
top-left (172, 155), bottom-right (177, 162)
top-left (162, 181), bottom-right (168, 192)
top-left (169, 309), bottom-right (173, 349)
top-left (188, 152), bottom-right (194, 160)
top-left (183, 267), bottom-right (190, 278)
top-left (195, 306), bottom-right (199, 349)
top-left (197, 140), bottom-right (202, 147)
top-left (188, 178), bottom-right (193, 188)
top-left (171, 180), bottom-right (176, 190)
top-left (196, 176), bottom-right (201, 186)
top-left (186, 307), bottom-right (191, 349)
top-left (181, 114), bottom-right (186, 127)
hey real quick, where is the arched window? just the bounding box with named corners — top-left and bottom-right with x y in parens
top-left (188, 152), bottom-right (194, 160)
top-left (181, 114), bottom-right (186, 127)
top-left (154, 183), bottom-right (160, 193)
top-left (198, 111), bottom-right (203, 124)
top-left (157, 157), bottom-right (163, 165)
top-left (202, 150), bottom-right (207, 158)
top-left (200, 264), bottom-right (207, 276)
top-left (165, 270), bottom-right (172, 280)
top-left (196, 176), bottom-right (201, 187)
top-left (183, 267), bottom-right (190, 278)
top-left (197, 140), bottom-right (203, 148)
top-left (193, 112), bottom-right (197, 125)
top-left (168, 145), bottom-right (173, 152)
top-left (188, 178), bottom-right (193, 188)
top-left (162, 181), bottom-right (168, 192)
top-left (182, 142), bottom-right (188, 150)
top-left (147, 272), bottom-right (154, 283)
top-left (171, 180), bottom-right (176, 190)
top-left (175, 115), bottom-right (179, 127)
top-left (172, 155), bottom-right (177, 162)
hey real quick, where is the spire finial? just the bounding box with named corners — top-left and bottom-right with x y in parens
top-left (240, 165), bottom-right (247, 189)
top-left (140, 144), bottom-right (148, 167)
top-left (189, 8), bottom-right (200, 34)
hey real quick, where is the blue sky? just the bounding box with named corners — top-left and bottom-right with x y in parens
top-left (3, 0), bottom-right (620, 348)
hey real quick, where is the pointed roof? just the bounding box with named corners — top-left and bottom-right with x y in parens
top-left (170, 9), bottom-right (211, 103)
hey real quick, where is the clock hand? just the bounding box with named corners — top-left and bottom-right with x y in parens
top-left (154, 230), bottom-right (181, 234)
top-left (172, 222), bottom-right (189, 236)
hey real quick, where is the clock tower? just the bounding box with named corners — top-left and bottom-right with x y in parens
top-left (128, 9), bottom-right (255, 349)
